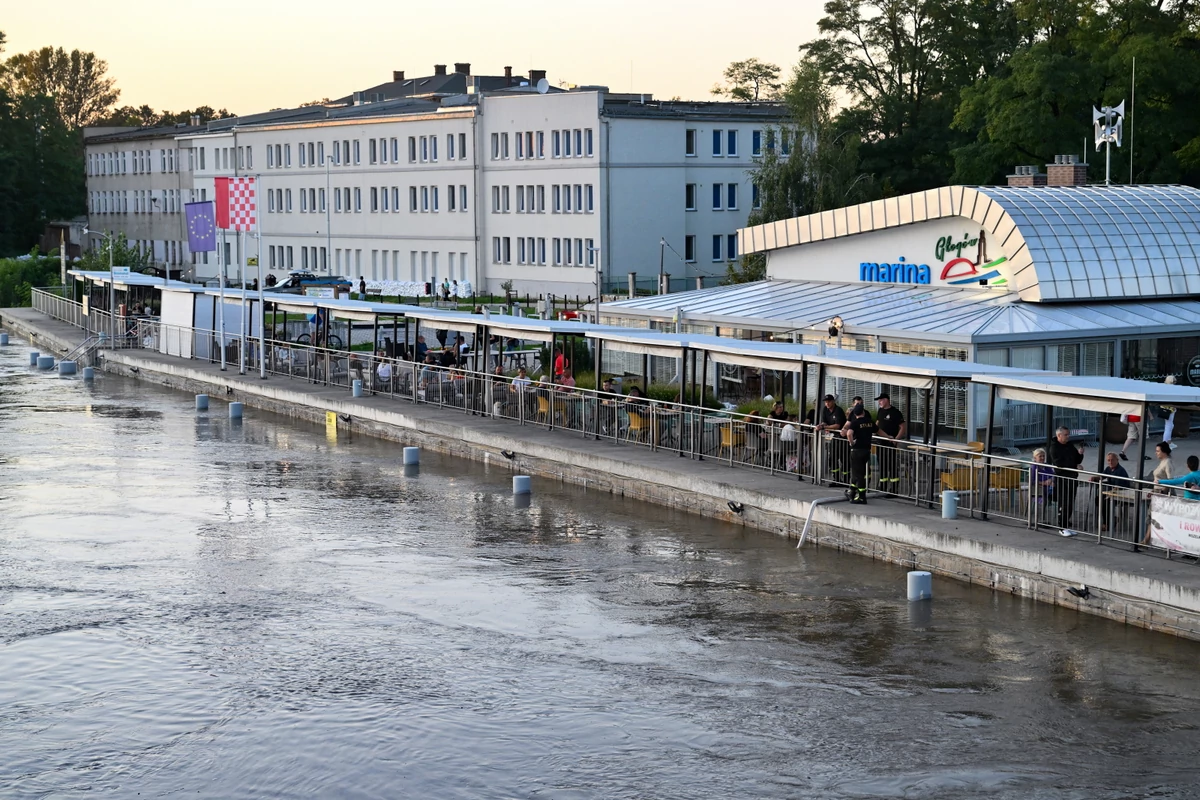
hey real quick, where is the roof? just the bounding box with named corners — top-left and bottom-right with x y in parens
top-left (600, 99), bottom-right (786, 121)
top-left (70, 270), bottom-right (207, 292)
top-left (971, 373), bottom-right (1200, 416)
top-left (602, 279), bottom-right (1200, 346)
top-left (739, 185), bottom-right (1200, 304)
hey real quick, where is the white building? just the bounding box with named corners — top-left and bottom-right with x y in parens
top-left (85, 65), bottom-right (786, 296)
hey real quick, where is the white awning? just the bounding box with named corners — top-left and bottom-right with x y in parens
top-left (972, 374), bottom-right (1200, 416)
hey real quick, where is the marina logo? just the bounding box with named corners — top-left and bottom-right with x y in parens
top-left (935, 232), bottom-right (980, 262)
top-left (937, 229), bottom-right (1008, 287)
top-left (859, 257), bottom-right (931, 285)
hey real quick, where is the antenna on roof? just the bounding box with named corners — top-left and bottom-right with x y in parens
top-left (536, 78), bottom-right (549, 94)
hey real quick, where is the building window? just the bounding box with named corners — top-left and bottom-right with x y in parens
top-left (492, 185), bottom-right (501, 212)
top-left (379, 137), bottom-right (389, 164)
top-left (536, 185), bottom-right (545, 213)
top-left (448, 186), bottom-right (456, 212)
top-left (752, 183), bottom-right (761, 209)
top-left (516, 133), bottom-right (524, 160)
top-left (712, 130), bottom-right (723, 157)
top-left (447, 134), bottom-right (455, 160)
top-left (712, 235), bottom-right (723, 262)
top-left (369, 139), bottom-right (378, 164)
top-left (431, 136), bottom-right (438, 162)
top-left (431, 186), bottom-right (439, 212)
top-left (301, 190), bottom-right (308, 213)
top-left (420, 136), bottom-right (428, 162)
top-left (502, 237), bottom-right (511, 263)
top-left (553, 238), bottom-right (562, 265)
top-left (712, 183), bottom-right (723, 210)
top-left (411, 187), bottom-right (419, 212)
top-left (727, 234), bottom-right (738, 261)
top-left (493, 237), bottom-right (502, 263)
top-left (727, 183), bottom-right (738, 210)
top-left (685, 129), bottom-right (697, 157)
top-left (318, 188), bottom-right (326, 213)
top-left (685, 235), bottom-right (696, 263)
top-left (574, 129), bottom-right (583, 157)
top-left (371, 187), bottom-right (379, 212)
top-left (502, 185), bottom-right (510, 213)
top-left (285, 189), bottom-right (293, 212)
top-left (336, 189), bottom-right (343, 213)
top-left (586, 128), bottom-right (594, 157)
top-left (752, 130), bottom-right (762, 156)
top-left (727, 130), bottom-right (738, 157)
top-left (586, 184), bottom-right (594, 213)
top-left (685, 184), bottom-right (696, 211)
top-left (392, 186), bottom-right (400, 211)
top-left (354, 187), bottom-right (362, 212)
top-left (518, 237), bottom-right (527, 264)
top-left (391, 138), bottom-right (399, 162)
top-left (353, 140), bottom-right (360, 164)
top-left (459, 133), bottom-right (467, 160)
top-left (500, 133), bottom-right (509, 159)
top-left (409, 137), bottom-right (418, 163)
top-left (267, 146), bottom-right (275, 168)
top-left (460, 185), bottom-right (468, 212)
top-left (536, 131), bottom-right (545, 158)
top-left (574, 184), bottom-right (582, 213)
top-left (563, 129), bottom-right (572, 158)
top-left (552, 130), bottom-right (561, 158)
top-left (381, 186), bottom-right (389, 212)
top-left (563, 184), bottom-right (572, 213)
top-left (343, 187), bottom-right (351, 211)
top-left (552, 185), bottom-right (561, 213)
top-left (421, 186), bottom-right (429, 212)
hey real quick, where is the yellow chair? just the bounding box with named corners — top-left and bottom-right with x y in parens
top-left (626, 410), bottom-right (649, 442)
top-left (941, 469), bottom-right (977, 492)
top-left (718, 423), bottom-right (745, 459)
top-left (535, 394), bottom-right (551, 424)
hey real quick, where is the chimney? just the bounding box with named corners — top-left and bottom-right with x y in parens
top-left (454, 63), bottom-right (471, 75)
top-left (1006, 165), bottom-right (1047, 187)
top-left (190, 114), bottom-right (200, 126)
top-left (353, 91), bottom-right (364, 106)
top-left (504, 65), bottom-right (513, 82)
top-left (434, 64), bottom-right (447, 76)
top-left (1046, 154), bottom-right (1087, 187)
top-left (393, 70), bottom-right (405, 82)
top-left (529, 69), bottom-right (547, 85)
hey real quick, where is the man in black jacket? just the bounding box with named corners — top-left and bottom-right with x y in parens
top-left (818, 394), bottom-right (848, 484)
top-left (1048, 426), bottom-right (1085, 528)
top-left (844, 405), bottom-right (877, 504)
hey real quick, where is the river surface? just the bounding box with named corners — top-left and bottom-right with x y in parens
top-left (2, 338), bottom-right (1200, 799)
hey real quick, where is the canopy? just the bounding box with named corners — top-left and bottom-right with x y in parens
top-left (970, 374), bottom-right (1200, 416)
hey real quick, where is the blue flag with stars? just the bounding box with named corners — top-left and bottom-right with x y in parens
top-left (185, 201), bottom-right (217, 252)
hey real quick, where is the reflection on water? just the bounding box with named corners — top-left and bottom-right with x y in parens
top-left (2, 339), bottom-right (1200, 799)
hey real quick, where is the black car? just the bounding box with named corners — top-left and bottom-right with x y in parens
top-left (266, 271), bottom-right (353, 295)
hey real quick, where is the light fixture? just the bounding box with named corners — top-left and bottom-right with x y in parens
top-left (828, 315), bottom-right (844, 339)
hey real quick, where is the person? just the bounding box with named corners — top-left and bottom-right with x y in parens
top-left (441, 278), bottom-right (451, 302)
top-left (850, 396), bottom-right (864, 414)
top-left (418, 353), bottom-right (439, 388)
top-left (780, 414), bottom-right (800, 472)
top-left (509, 367), bottom-right (531, 415)
top-left (439, 346), bottom-right (457, 368)
top-left (452, 279), bottom-right (459, 298)
top-left (873, 393), bottom-right (907, 491)
top-left (624, 385), bottom-right (648, 410)
top-left (557, 368), bottom-right (576, 392)
top-left (375, 351), bottom-right (393, 390)
top-left (817, 394), bottom-right (848, 484)
top-left (1119, 412), bottom-right (1146, 461)
top-left (1030, 448), bottom-right (1055, 524)
top-left (767, 399), bottom-right (789, 423)
top-left (743, 410), bottom-right (769, 465)
top-left (1090, 452), bottom-right (1131, 532)
top-left (1158, 454), bottom-right (1200, 501)
top-left (457, 334), bottom-right (471, 356)
top-left (766, 400), bottom-right (789, 468)
top-left (1152, 440), bottom-right (1177, 486)
top-left (598, 376), bottom-right (619, 434)
top-left (358, 276), bottom-right (367, 300)
top-left (1162, 375), bottom-right (1178, 449)
top-left (553, 349), bottom-right (569, 380)
top-left (435, 328), bottom-right (448, 348)
top-left (489, 365), bottom-right (509, 416)
top-left (1048, 426), bottom-right (1085, 529)
top-left (415, 335), bottom-right (428, 361)
top-left (844, 404), bottom-right (877, 504)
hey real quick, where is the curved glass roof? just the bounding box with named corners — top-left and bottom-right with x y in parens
top-left (740, 185), bottom-right (1200, 303)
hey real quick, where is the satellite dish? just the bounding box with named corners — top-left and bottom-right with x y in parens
top-left (537, 78), bottom-right (550, 94)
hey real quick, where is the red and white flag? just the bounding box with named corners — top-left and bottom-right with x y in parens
top-left (215, 176), bottom-right (257, 231)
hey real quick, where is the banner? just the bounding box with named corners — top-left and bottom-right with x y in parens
top-left (185, 201), bottom-right (217, 252)
top-left (1148, 494), bottom-right (1200, 556)
top-left (214, 176), bottom-right (257, 231)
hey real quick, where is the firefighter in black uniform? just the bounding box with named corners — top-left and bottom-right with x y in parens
top-left (873, 393), bottom-right (907, 491)
top-left (844, 404), bottom-right (877, 504)
top-left (818, 394), bottom-right (848, 484)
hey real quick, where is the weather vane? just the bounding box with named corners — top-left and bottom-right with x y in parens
top-left (1093, 101), bottom-right (1125, 186)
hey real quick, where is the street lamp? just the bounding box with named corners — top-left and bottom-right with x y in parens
top-left (587, 244), bottom-right (602, 323)
top-left (82, 226), bottom-right (115, 339)
top-left (324, 152), bottom-right (334, 272)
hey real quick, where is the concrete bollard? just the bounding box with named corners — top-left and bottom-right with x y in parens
top-left (513, 475), bottom-right (532, 495)
top-left (58, 360), bottom-right (77, 376)
top-left (195, 394), bottom-right (209, 411)
top-left (0, 332), bottom-right (8, 345)
top-left (82, 366), bottom-right (95, 381)
top-left (37, 355), bottom-right (55, 370)
top-left (352, 379), bottom-right (363, 398)
top-left (29, 350), bottom-right (39, 365)
top-left (907, 571), bottom-right (933, 602)
top-left (403, 446), bottom-right (420, 466)
top-left (403, 463), bottom-right (420, 478)
top-left (229, 401), bottom-right (243, 420)
top-left (941, 490), bottom-right (958, 520)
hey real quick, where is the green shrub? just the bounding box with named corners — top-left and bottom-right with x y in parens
top-left (0, 250), bottom-right (61, 308)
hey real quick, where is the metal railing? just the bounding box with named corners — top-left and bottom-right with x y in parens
top-left (28, 301), bottom-right (1200, 564)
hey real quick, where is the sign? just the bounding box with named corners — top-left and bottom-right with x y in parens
top-left (1187, 354), bottom-right (1200, 387)
top-left (112, 267), bottom-right (131, 278)
top-left (305, 287), bottom-right (336, 298)
top-left (82, 296), bottom-right (89, 317)
top-left (1148, 494), bottom-right (1200, 556)
top-left (856, 229), bottom-right (1008, 288)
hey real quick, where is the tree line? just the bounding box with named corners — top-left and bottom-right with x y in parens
top-left (724, 0), bottom-right (1200, 280)
top-left (0, 31), bottom-right (233, 257)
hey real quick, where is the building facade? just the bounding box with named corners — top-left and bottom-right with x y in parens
top-left (83, 67), bottom-right (785, 295)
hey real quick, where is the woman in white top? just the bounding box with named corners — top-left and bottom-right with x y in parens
top-left (1152, 440), bottom-right (1176, 484)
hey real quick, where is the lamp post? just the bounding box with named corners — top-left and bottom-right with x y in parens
top-left (82, 226), bottom-right (116, 339)
top-left (324, 153), bottom-right (334, 272)
top-left (588, 244), bottom-right (602, 323)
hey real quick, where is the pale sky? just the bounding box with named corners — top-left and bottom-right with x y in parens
top-left (3, 1), bottom-right (823, 114)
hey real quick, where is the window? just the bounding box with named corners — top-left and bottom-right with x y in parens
top-left (563, 185), bottom-right (572, 213)
top-left (517, 186), bottom-right (526, 213)
top-left (552, 130), bottom-right (561, 158)
top-left (460, 185), bottom-right (468, 212)
top-left (421, 186), bottom-right (429, 212)
top-left (574, 129), bottom-right (582, 157)
top-left (317, 142), bottom-right (324, 165)
top-left (712, 130), bottom-right (723, 156)
top-left (371, 187), bottom-right (379, 212)
top-left (727, 234), bottom-right (738, 261)
top-left (752, 183), bottom-right (761, 209)
top-left (538, 238), bottom-right (546, 264)
top-left (493, 237), bottom-right (502, 263)
top-left (343, 187), bottom-right (351, 211)
top-left (336, 188), bottom-right (343, 212)
top-left (780, 133), bottom-right (790, 156)
top-left (447, 134), bottom-right (455, 161)
top-left (492, 186), bottom-right (501, 212)
top-left (727, 183), bottom-right (738, 210)
top-left (586, 238), bottom-right (595, 266)
top-left (459, 133), bottom-right (467, 160)
top-left (574, 184), bottom-right (582, 213)
top-left (391, 138), bottom-right (399, 162)
top-left (752, 130), bottom-right (762, 156)
top-left (536, 131), bottom-right (545, 158)
top-left (319, 188), bottom-right (326, 213)
top-left (586, 128), bottom-right (594, 157)
top-left (712, 235), bottom-right (723, 261)
top-left (502, 237), bottom-right (511, 263)
top-left (431, 186), bottom-right (439, 212)
top-left (430, 136), bottom-right (438, 162)
top-left (564, 238), bottom-right (573, 266)
top-left (411, 187), bottom-right (419, 212)
top-left (502, 186), bottom-right (510, 213)
top-left (727, 130), bottom-right (738, 157)
top-left (448, 186), bottom-right (456, 212)
top-left (301, 190), bottom-right (308, 213)
top-left (525, 132), bottom-right (533, 160)
top-left (409, 137), bottom-right (418, 162)
top-left (380, 138), bottom-right (388, 164)
top-left (518, 237), bottom-right (527, 264)
top-left (284, 144), bottom-right (291, 167)
top-left (353, 140), bottom-right (360, 164)
top-left (536, 185), bottom-right (545, 213)
top-left (501, 133), bottom-right (509, 159)
top-left (553, 238), bottom-right (562, 265)
top-left (354, 187), bottom-right (362, 212)
top-left (516, 133), bottom-right (524, 160)
top-left (381, 186), bottom-right (389, 212)
top-left (420, 136), bottom-right (428, 162)
top-left (685, 129), bottom-right (696, 157)
top-left (552, 185), bottom-right (561, 213)
top-left (286, 189), bottom-right (293, 212)
top-left (712, 183), bottom-right (723, 210)
top-left (298, 144), bottom-right (306, 168)
top-left (684, 235), bottom-right (696, 262)
top-left (267, 146), bottom-right (275, 168)
top-left (370, 139), bottom-right (378, 164)
top-left (308, 142), bottom-right (315, 166)
top-left (563, 129), bottom-right (572, 157)
top-left (685, 183), bottom-right (697, 211)
top-left (491, 133), bottom-right (499, 160)
top-left (392, 187), bottom-right (400, 211)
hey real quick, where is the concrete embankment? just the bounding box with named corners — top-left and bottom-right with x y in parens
top-left (7, 306), bottom-right (1200, 640)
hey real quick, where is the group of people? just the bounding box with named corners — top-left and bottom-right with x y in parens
top-left (812, 393), bottom-right (907, 505)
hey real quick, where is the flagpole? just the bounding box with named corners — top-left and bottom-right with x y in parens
top-left (219, 228), bottom-right (227, 371)
top-left (239, 229), bottom-right (247, 375)
top-left (257, 174), bottom-right (266, 380)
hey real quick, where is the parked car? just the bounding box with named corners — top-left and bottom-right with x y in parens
top-left (266, 271), bottom-right (352, 295)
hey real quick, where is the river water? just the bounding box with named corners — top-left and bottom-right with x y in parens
top-left (2, 339), bottom-right (1200, 800)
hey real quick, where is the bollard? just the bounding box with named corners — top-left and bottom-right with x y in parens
top-left (229, 401), bottom-right (243, 420)
top-left (403, 463), bottom-right (420, 478)
top-left (0, 332), bottom-right (8, 345)
top-left (907, 571), bottom-right (933, 602)
top-left (513, 475), bottom-right (532, 495)
top-left (58, 360), bottom-right (77, 376)
top-left (352, 379), bottom-right (363, 398)
top-left (403, 446), bottom-right (420, 466)
top-left (941, 490), bottom-right (958, 520)
top-left (82, 366), bottom-right (95, 381)
top-left (37, 355), bottom-right (55, 370)
top-left (195, 394), bottom-right (209, 411)
top-left (29, 350), bottom-right (39, 365)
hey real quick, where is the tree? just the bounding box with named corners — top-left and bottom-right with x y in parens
top-left (2, 46), bottom-right (119, 128)
top-left (300, 97), bottom-right (332, 107)
top-left (711, 58), bottom-right (782, 101)
top-left (76, 232), bottom-right (151, 272)
top-left (96, 104), bottom-right (235, 127)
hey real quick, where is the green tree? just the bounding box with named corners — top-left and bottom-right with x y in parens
top-left (711, 58), bottom-right (783, 101)
top-left (76, 232), bottom-right (152, 273)
top-left (2, 46), bottom-right (119, 128)
top-left (0, 249), bottom-right (61, 306)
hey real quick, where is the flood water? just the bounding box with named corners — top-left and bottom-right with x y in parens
top-left (2, 339), bottom-right (1200, 800)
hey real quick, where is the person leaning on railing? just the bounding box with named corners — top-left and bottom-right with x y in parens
top-left (1048, 426), bottom-right (1085, 529)
top-left (1030, 448), bottom-right (1055, 523)
top-left (818, 394), bottom-right (848, 485)
top-left (873, 392), bottom-right (907, 490)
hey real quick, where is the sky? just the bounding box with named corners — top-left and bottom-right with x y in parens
top-left (3, 0), bottom-right (824, 114)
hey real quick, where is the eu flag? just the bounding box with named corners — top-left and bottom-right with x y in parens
top-left (186, 201), bottom-right (217, 252)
